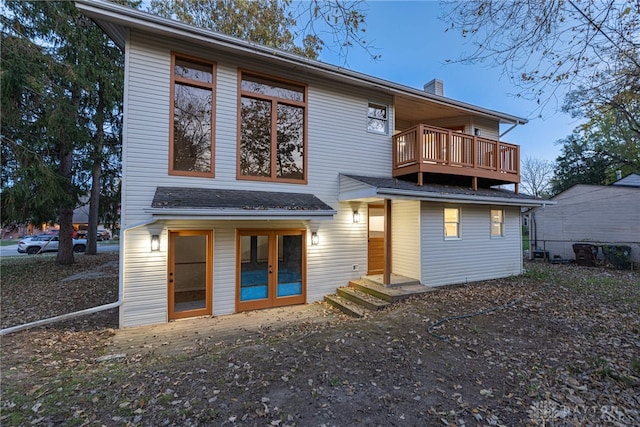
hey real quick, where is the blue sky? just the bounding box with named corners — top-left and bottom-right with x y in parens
top-left (315, 1), bottom-right (581, 162)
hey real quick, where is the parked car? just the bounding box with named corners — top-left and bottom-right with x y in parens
top-left (76, 230), bottom-right (111, 241)
top-left (17, 234), bottom-right (87, 255)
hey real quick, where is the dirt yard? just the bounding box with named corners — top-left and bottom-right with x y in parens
top-left (1, 253), bottom-right (639, 426)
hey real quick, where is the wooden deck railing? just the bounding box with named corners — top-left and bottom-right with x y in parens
top-left (392, 124), bottom-right (520, 189)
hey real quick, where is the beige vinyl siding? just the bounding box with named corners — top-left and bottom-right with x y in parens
top-left (120, 215), bottom-right (367, 327)
top-left (533, 185), bottom-right (640, 262)
top-left (124, 30), bottom-right (393, 206)
top-left (421, 203), bottom-right (522, 286)
top-left (120, 32), bottom-right (392, 326)
top-left (391, 200), bottom-right (421, 280)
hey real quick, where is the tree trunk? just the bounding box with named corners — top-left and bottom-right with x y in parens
top-left (56, 150), bottom-right (75, 265)
top-left (86, 82), bottom-right (106, 255)
top-left (57, 206), bottom-right (75, 265)
top-left (86, 163), bottom-right (101, 255)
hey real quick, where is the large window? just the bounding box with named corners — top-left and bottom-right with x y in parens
top-left (491, 209), bottom-right (504, 237)
top-left (239, 72), bottom-right (306, 182)
top-left (170, 54), bottom-right (216, 177)
top-left (367, 103), bottom-right (388, 134)
top-left (444, 207), bottom-right (460, 239)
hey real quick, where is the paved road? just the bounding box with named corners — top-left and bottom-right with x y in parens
top-left (0, 243), bottom-right (119, 258)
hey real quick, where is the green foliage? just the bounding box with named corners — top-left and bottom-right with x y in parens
top-left (550, 132), bottom-right (612, 194)
top-left (1, 1), bottom-right (124, 261)
top-left (552, 90), bottom-right (640, 195)
top-left (147, 0), bottom-right (373, 61)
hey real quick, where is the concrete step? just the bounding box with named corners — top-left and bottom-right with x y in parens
top-left (349, 279), bottom-right (433, 303)
top-left (337, 286), bottom-right (391, 311)
top-left (324, 294), bottom-right (366, 318)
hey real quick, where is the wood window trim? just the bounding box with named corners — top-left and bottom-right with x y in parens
top-left (236, 69), bottom-right (308, 184)
top-left (235, 228), bottom-right (307, 312)
top-left (169, 52), bottom-right (216, 178)
top-left (167, 229), bottom-right (213, 320)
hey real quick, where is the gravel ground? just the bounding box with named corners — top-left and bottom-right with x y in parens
top-left (1, 254), bottom-right (639, 426)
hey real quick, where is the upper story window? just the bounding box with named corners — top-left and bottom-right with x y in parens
top-left (444, 207), bottom-right (460, 239)
top-left (367, 103), bottom-right (388, 134)
top-left (170, 54), bottom-right (216, 177)
top-left (490, 209), bottom-right (504, 237)
top-left (239, 72), bottom-right (307, 183)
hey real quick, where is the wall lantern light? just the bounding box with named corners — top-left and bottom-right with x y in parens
top-left (151, 234), bottom-right (160, 251)
top-left (311, 231), bottom-right (319, 246)
top-left (353, 210), bottom-right (361, 224)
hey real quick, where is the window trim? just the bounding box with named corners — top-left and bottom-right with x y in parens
top-left (444, 207), bottom-right (461, 240)
top-left (490, 209), bottom-right (505, 238)
top-left (367, 102), bottom-right (388, 135)
top-left (169, 52), bottom-right (216, 178)
top-left (236, 69), bottom-right (308, 184)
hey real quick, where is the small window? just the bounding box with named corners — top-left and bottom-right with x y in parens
top-left (367, 103), bottom-right (388, 134)
top-left (444, 208), bottom-right (460, 239)
top-left (491, 209), bottom-right (504, 237)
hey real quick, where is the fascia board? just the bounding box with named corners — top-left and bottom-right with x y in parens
top-left (376, 189), bottom-right (554, 207)
top-left (144, 208), bottom-right (337, 220)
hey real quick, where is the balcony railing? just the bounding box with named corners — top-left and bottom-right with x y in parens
top-left (392, 124), bottom-right (520, 190)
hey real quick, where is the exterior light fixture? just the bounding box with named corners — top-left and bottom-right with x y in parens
top-left (353, 210), bottom-right (361, 223)
top-left (311, 231), bottom-right (319, 246)
top-left (151, 234), bottom-right (160, 251)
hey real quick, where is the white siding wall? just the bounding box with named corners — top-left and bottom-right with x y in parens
top-left (391, 200), bottom-right (421, 279)
top-left (421, 203), bottom-right (522, 286)
top-left (120, 31), bottom-right (393, 327)
top-left (534, 185), bottom-right (640, 262)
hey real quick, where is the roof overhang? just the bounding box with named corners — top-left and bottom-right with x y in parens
top-left (339, 175), bottom-right (554, 208)
top-left (75, 0), bottom-right (527, 126)
top-left (146, 187), bottom-right (336, 221)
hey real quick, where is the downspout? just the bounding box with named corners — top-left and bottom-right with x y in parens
top-left (0, 219), bottom-right (157, 336)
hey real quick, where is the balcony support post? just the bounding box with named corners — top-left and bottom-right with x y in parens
top-left (472, 176), bottom-right (478, 191)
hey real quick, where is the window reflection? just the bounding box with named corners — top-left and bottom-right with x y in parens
top-left (239, 73), bottom-right (306, 181)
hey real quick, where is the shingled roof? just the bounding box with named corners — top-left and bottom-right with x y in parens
top-left (148, 187), bottom-right (335, 218)
top-left (340, 175), bottom-right (547, 207)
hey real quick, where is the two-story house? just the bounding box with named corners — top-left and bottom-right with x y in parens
top-left (77, 0), bottom-right (544, 328)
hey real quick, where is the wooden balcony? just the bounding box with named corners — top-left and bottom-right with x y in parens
top-left (392, 124), bottom-right (520, 192)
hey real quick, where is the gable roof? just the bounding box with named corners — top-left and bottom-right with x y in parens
top-left (75, 0), bottom-right (527, 126)
top-left (339, 175), bottom-right (549, 207)
top-left (612, 172), bottom-right (640, 187)
top-left (146, 187), bottom-right (336, 220)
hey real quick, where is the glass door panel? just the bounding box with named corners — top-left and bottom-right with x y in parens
top-left (169, 231), bottom-right (212, 320)
top-left (239, 235), bottom-right (270, 301)
top-left (277, 234), bottom-right (303, 297)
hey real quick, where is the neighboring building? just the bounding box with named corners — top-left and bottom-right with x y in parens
top-left (77, 0), bottom-right (545, 328)
top-left (528, 176), bottom-right (640, 264)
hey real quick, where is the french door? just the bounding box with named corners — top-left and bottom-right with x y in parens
top-left (168, 230), bottom-right (213, 320)
top-left (236, 229), bottom-right (306, 312)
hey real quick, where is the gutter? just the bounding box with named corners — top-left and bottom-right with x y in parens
top-left (0, 219), bottom-right (156, 336)
top-left (375, 188), bottom-right (553, 207)
top-left (143, 208), bottom-right (337, 220)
